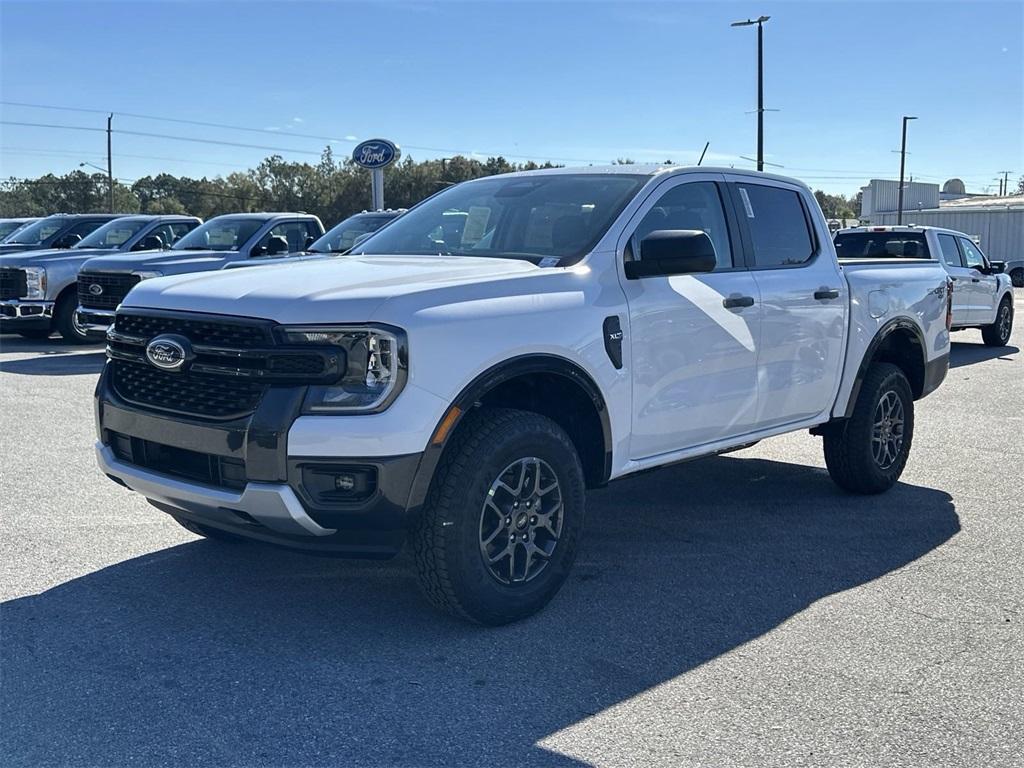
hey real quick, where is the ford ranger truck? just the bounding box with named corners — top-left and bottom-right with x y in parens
top-left (94, 166), bottom-right (952, 625)
top-left (0, 215), bottom-right (199, 342)
top-left (835, 226), bottom-right (1014, 347)
top-left (75, 213), bottom-right (324, 337)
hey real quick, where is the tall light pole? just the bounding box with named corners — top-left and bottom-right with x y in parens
top-left (896, 116), bottom-right (917, 225)
top-left (732, 15), bottom-right (770, 172)
top-left (106, 113), bottom-right (114, 213)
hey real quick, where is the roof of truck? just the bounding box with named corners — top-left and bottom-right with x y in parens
top-left (491, 164), bottom-right (810, 188)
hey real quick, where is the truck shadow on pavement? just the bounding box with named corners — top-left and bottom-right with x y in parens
top-left (949, 340), bottom-right (1019, 368)
top-left (2, 455), bottom-right (958, 767)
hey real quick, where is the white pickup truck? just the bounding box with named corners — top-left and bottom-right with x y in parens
top-left (835, 226), bottom-right (1014, 347)
top-left (94, 166), bottom-right (952, 624)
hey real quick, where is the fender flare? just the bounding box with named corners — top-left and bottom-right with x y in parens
top-left (403, 354), bottom-right (613, 517)
top-left (841, 317), bottom-right (927, 419)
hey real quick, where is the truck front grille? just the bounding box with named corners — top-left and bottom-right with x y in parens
top-left (106, 310), bottom-right (342, 421)
top-left (78, 273), bottom-right (140, 310)
top-left (108, 430), bottom-right (247, 491)
top-left (0, 268), bottom-right (27, 300)
top-left (112, 359), bottom-right (266, 419)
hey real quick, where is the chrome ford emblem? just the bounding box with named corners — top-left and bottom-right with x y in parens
top-left (88, 283), bottom-right (104, 296)
top-left (351, 138), bottom-right (400, 169)
top-left (145, 336), bottom-right (188, 371)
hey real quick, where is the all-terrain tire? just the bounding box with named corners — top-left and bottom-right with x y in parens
top-left (823, 363), bottom-right (914, 495)
top-left (413, 407), bottom-right (586, 625)
top-left (981, 296), bottom-right (1013, 347)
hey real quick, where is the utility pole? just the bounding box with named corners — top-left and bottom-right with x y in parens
top-left (997, 171), bottom-right (1013, 196)
top-left (106, 113), bottom-right (114, 213)
top-left (896, 115), bottom-right (917, 225)
top-left (731, 15), bottom-right (770, 172)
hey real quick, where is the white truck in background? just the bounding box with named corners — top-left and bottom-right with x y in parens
top-left (835, 226), bottom-right (1014, 347)
top-left (94, 166), bottom-right (953, 624)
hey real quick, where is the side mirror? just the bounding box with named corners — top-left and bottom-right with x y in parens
top-left (988, 261), bottom-right (1005, 274)
top-left (133, 234), bottom-right (165, 251)
top-left (303, 235), bottom-right (316, 250)
top-left (624, 230), bottom-right (717, 279)
top-left (55, 233), bottom-right (82, 249)
top-left (250, 244), bottom-right (268, 258)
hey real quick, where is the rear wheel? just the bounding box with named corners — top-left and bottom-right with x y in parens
top-left (54, 293), bottom-right (92, 344)
top-left (413, 408), bottom-right (586, 625)
top-left (823, 363), bottom-right (914, 494)
top-left (1011, 268), bottom-right (1024, 288)
top-left (981, 297), bottom-right (1013, 347)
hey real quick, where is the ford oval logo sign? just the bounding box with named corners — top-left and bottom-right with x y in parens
top-left (145, 335), bottom-right (190, 372)
top-left (352, 139), bottom-right (400, 170)
top-left (88, 283), bottom-right (104, 296)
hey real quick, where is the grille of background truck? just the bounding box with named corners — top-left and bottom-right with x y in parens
top-left (78, 273), bottom-right (141, 310)
top-left (0, 268), bottom-right (27, 300)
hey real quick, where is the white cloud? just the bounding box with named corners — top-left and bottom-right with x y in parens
top-left (344, 135), bottom-right (358, 142)
top-left (292, 117), bottom-right (304, 123)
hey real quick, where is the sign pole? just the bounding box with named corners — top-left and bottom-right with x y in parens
top-left (372, 168), bottom-right (384, 210)
top-left (352, 139), bottom-right (400, 211)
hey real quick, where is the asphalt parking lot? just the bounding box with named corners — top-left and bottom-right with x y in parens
top-left (2, 292), bottom-right (1022, 768)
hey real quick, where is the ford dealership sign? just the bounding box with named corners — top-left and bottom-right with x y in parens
top-left (352, 139), bottom-right (400, 170)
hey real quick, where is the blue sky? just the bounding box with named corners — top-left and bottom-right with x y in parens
top-left (1, 0), bottom-right (1021, 195)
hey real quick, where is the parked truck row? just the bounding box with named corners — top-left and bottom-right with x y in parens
top-left (83, 165), bottom-right (990, 624)
top-left (0, 209), bottom-right (403, 341)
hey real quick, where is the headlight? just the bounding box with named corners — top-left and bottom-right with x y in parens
top-left (133, 271), bottom-right (163, 281)
top-left (23, 267), bottom-right (46, 299)
top-left (281, 325), bottom-right (407, 413)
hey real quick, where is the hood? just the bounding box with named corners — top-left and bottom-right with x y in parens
top-left (0, 247), bottom-right (118, 269)
top-left (0, 242), bottom-right (45, 254)
top-left (79, 248), bottom-right (229, 274)
top-left (123, 254), bottom-right (542, 324)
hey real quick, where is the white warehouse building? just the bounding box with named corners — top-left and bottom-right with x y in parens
top-left (859, 178), bottom-right (1024, 284)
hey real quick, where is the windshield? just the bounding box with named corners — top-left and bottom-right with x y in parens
top-left (76, 218), bottom-right (149, 249)
top-left (834, 231), bottom-right (930, 259)
top-left (310, 214), bottom-right (396, 253)
top-left (173, 217), bottom-right (267, 251)
top-left (355, 173), bottom-right (647, 265)
top-left (0, 221), bottom-right (31, 240)
top-left (5, 216), bottom-right (66, 245)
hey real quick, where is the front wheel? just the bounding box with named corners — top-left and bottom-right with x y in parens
top-left (413, 408), bottom-right (586, 625)
top-left (54, 294), bottom-right (92, 344)
top-left (981, 297), bottom-right (1013, 347)
top-left (823, 363), bottom-right (914, 494)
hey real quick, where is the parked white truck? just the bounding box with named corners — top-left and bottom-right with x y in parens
top-left (835, 226), bottom-right (1014, 346)
top-left (94, 166), bottom-right (953, 624)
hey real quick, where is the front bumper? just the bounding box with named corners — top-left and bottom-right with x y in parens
top-left (0, 300), bottom-right (53, 331)
top-left (95, 364), bottom-right (422, 557)
top-left (74, 306), bottom-right (115, 339)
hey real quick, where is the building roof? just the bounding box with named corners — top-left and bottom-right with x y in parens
top-left (938, 194), bottom-right (1024, 211)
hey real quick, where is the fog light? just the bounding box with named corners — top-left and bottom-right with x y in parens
top-left (301, 464), bottom-right (378, 505)
top-left (334, 474), bottom-right (356, 491)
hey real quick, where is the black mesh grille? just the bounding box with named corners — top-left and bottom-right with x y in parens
top-left (109, 431), bottom-right (246, 491)
top-left (0, 268), bottom-right (27, 300)
top-left (114, 312), bottom-right (271, 347)
top-left (112, 360), bottom-right (265, 418)
top-left (266, 353), bottom-right (326, 375)
top-left (78, 273), bottom-right (140, 310)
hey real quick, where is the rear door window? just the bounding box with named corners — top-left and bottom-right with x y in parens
top-left (735, 184), bottom-right (815, 267)
top-left (937, 234), bottom-right (964, 267)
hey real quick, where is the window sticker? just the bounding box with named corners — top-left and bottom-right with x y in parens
top-left (461, 206), bottom-right (491, 245)
top-left (538, 257), bottom-right (561, 268)
top-left (739, 187), bottom-right (755, 218)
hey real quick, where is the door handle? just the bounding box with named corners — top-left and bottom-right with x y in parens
top-left (971, 277), bottom-right (980, 283)
top-left (723, 295), bottom-right (755, 309)
top-left (814, 289), bottom-right (840, 300)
